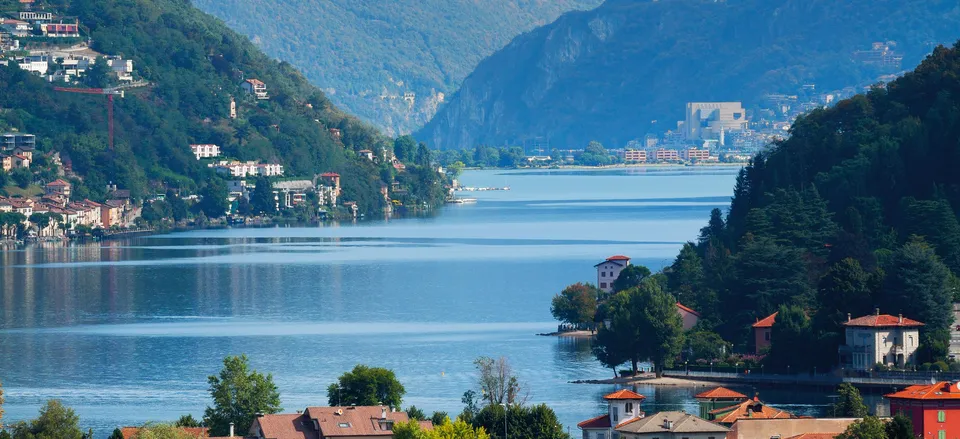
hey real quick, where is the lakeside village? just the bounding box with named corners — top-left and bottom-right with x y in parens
top-left (0, 6), bottom-right (463, 243)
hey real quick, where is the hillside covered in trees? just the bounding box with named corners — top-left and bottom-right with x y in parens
top-left (665, 41), bottom-right (960, 371)
top-left (191, 0), bottom-right (602, 136)
top-left (0, 0), bottom-right (442, 214)
top-left (419, 0), bottom-right (960, 149)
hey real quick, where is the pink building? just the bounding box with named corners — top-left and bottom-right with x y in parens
top-left (654, 149), bottom-right (679, 162)
top-left (677, 303), bottom-right (701, 331)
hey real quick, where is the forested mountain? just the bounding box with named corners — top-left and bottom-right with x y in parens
top-left (190, 0), bottom-right (603, 137)
top-left (418, 0), bottom-right (960, 149)
top-left (665, 42), bottom-right (960, 371)
top-left (0, 0), bottom-right (437, 213)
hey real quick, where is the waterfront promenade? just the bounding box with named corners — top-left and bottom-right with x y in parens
top-left (662, 369), bottom-right (951, 389)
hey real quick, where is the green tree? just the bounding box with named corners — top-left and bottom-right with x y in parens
top-left (250, 176), bottom-right (276, 215)
top-left (394, 136), bottom-right (417, 162)
top-left (836, 416), bottom-right (886, 439)
top-left (11, 168), bottom-right (31, 189)
top-left (394, 418), bottom-right (489, 439)
top-left (327, 365), bottom-right (405, 409)
top-left (457, 390), bottom-right (481, 425)
top-left (765, 305), bottom-right (814, 372)
top-left (128, 424), bottom-right (196, 439)
top-left (83, 56), bottom-right (112, 88)
top-left (471, 404), bottom-right (568, 439)
top-left (831, 383), bottom-right (868, 417)
top-left (880, 237), bottom-right (952, 332)
top-left (611, 265), bottom-right (651, 293)
top-left (430, 412), bottom-right (448, 427)
top-left (11, 400), bottom-right (83, 439)
top-left (473, 356), bottom-right (523, 406)
top-left (684, 330), bottom-right (729, 361)
top-left (594, 278), bottom-right (684, 376)
top-left (550, 283), bottom-right (598, 329)
top-left (166, 190), bottom-right (189, 222)
top-left (406, 406), bottom-right (426, 421)
top-left (198, 179), bottom-right (230, 218)
top-left (109, 429), bottom-right (124, 439)
top-left (815, 258), bottom-right (874, 333)
top-left (203, 355), bottom-right (282, 437)
top-left (174, 414), bottom-right (202, 428)
top-left (885, 412), bottom-right (913, 439)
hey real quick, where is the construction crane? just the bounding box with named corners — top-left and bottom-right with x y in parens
top-left (54, 86), bottom-right (124, 150)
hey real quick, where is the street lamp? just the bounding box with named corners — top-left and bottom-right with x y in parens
top-left (500, 403), bottom-right (508, 439)
top-left (685, 361), bottom-right (689, 375)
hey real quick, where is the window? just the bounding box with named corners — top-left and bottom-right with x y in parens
top-left (600, 283), bottom-right (607, 289)
top-left (939, 410), bottom-right (946, 422)
top-left (625, 402), bottom-right (633, 414)
top-left (939, 430), bottom-right (946, 439)
top-left (582, 431), bottom-right (588, 439)
top-left (601, 272), bottom-right (606, 278)
top-left (597, 433), bottom-right (605, 439)
top-left (765, 331), bottom-right (771, 341)
top-left (338, 423), bottom-right (350, 428)
top-left (612, 406), bottom-right (619, 423)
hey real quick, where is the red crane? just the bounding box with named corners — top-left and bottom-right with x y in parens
top-left (54, 87), bottom-right (124, 150)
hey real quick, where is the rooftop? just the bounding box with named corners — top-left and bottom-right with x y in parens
top-left (752, 312), bottom-right (778, 328)
top-left (694, 387), bottom-right (748, 400)
top-left (843, 312), bottom-right (923, 328)
top-left (709, 398), bottom-right (794, 424)
top-left (606, 255), bottom-right (630, 261)
top-left (676, 302), bottom-right (701, 317)
top-left (577, 414), bottom-right (611, 430)
top-left (615, 411), bottom-right (728, 435)
top-left (604, 389), bottom-right (646, 401)
top-left (120, 427), bottom-right (208, 439)
top-left (885, 381), bottom-right (960, 400)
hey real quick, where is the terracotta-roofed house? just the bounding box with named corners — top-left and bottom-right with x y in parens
top-left (358, 149), bottom-right (374, 161)
top-left (886, 381), bottom-right (960, 439)
top-left (242, 79), bottom-right (269, 100)
top-left (694, 387), bottom-right (748, 418)
top-left (752, 312), bottom-right (777, 354)
top-left (250, 406), bottom-right (426, 439)
top-left (578, 389), bottom-right (646, 439)
top-left (595, 255), bottom-right (631, 293)
top-left (707, 396), bottom-right (795, 426)
top-left (614, 411), bottom-right (728, 439)
top-left (839, 309), bottom-right (923, 371)
top-left (785, 434), bottom-right (840, 439)
top-left (45, 179), bottom-right (72, 198)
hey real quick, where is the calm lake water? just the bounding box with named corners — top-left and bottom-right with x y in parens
top-left (0, 167), bottom-right (847, 435)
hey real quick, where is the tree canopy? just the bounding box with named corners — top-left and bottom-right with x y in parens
top-left (11, 400), bottom-right (83, 439)
top-left (327, 365), bottom-right (406, 409)
top-left (550, 283), bottom-right (599, 328)
top-left (203, 355), bottom-right (282, 437)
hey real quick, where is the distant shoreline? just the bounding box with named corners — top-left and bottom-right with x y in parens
top-left (463, 162), bottom-right (748, 171)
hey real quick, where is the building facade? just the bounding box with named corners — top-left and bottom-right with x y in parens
top-left (886, 381), bottom-right (960, 439)
top-left (839, 311), bottom-right (923, 371)
top-left (250, 406), bottom-right (427, 439)
top-left (615, 411), bottom-right (728, 439)
top-left (595, 255), bottom-right (631, 293)
top-left (693, 387), bottom-right (747, 419)
top-left (242, 79), bottom-right (269, 100)
top-left (654, 149), bottom-right (679, 162)
top-left (190, 144), bottom-right (221, 160)
top-left (578, 389), bottom-right (647, 439)
top-left (682, 102), bottom-right (748, 140)
top-left (679, 148), bottom-right (711, 161)
top-left (623, 149), bottom-right (647, 162)
top-left (753, 312), bottom-right (777, 354)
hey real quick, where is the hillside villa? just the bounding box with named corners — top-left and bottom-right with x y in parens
top-left (839, 310), bottom-right (923, 371)
top-left (578, 389), bottom-right (647, 439)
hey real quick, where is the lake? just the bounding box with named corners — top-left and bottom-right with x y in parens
top-left (0, 167), bottom-right (843, 435)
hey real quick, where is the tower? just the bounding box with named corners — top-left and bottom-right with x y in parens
top-left (229, 96), bottom-right (237, 119)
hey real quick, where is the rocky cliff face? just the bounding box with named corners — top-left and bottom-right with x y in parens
top-left (418, 0), bottom-right (960, 149)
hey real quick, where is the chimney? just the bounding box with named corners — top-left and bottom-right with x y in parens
top-left (847, 313), bottom-right (852, 322)
top-left (875, 308), bottom-right (880, 316)
top-left (229, 423), bottom-right (234, 438)
top-left (899, 313), bottom-right (903, 323)
top-left (663, 419), bottom-right (673, 430)
top-left (381, 406), bottom-right (387, 420)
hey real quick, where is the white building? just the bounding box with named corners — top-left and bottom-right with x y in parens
top-left (210, 160), bottom-right (283, 178)
top-left (107, 58), bottom-right (134, 81)
top-left (595, 255), bottom-right (631, 293)
top-left (681, 102), bottom-right (748, 141)
top-left (242, 78), bottom-right (269, 100)
top-left (839, 310), bottom-right (923, 371)
top-left (189, 144), bottom-right (221, 160)
top-left (578, 389), bottom-right (647, 439)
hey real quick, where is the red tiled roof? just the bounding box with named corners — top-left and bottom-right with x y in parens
top-left (320, 172), bottom-right (340, 178)
top-left (709, 399), bottom-right (794, 424)
top-left (885, 381), bottom-right (960, 400)
top-left (577, 414), bottom-right (611, 429)
top-left (121, 427), bottom-right (208, 439)
top-left (752, 312), bottom-right (778, 328)
top-left (695, 387), bottom-right (748, 400)
top-left (253, 413), bottom-right (316, 439)
top-left (607, 255), bottom-right (630, 261)
top-left (604, 389), bottom-right (646, 400)
top-left (46, 179), bottom-right (70, 187)
top-left (246, 78), bottom-right (265, 86)
top-left (677, 302), bottom-right (701, 317)
top-left (843, 314), bottom-right (924, 328)
top-left (305, 406), bottom-right (412, 437)
top-left (785, 434), bottom-right (840, 439)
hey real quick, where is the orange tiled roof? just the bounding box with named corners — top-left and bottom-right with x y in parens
top-left (843, 314), bottom-right (924, 328)
top-left (885, 382), bottom-right (960, 400)
top-left (577, 414), bottom-right (611, 429)
top-left (694, 387), bottom-right (748, 400)
top-left (604, 389), bottom-right (646, 400)
top-left (709, 399), bottom-right (794, 424)
top-left (752, 312), bottom-right (778, 328)
top-left (607, 255), bottom-right (631, 261)
top-left (785, 434), bottom-right (840, 439)
top-left (677, 302), bottom-right (701, 317)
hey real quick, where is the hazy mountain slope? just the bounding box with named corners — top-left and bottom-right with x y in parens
top-left (190, 0), bottom-right (603, 136)
top-left (417, 0), bottom-right (960, 149)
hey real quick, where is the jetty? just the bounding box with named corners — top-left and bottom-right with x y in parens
top-left (455, 186), bottom-right (510, 192)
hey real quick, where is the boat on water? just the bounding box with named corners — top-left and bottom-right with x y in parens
top-left (446, 197), bottom-right (478, 204)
